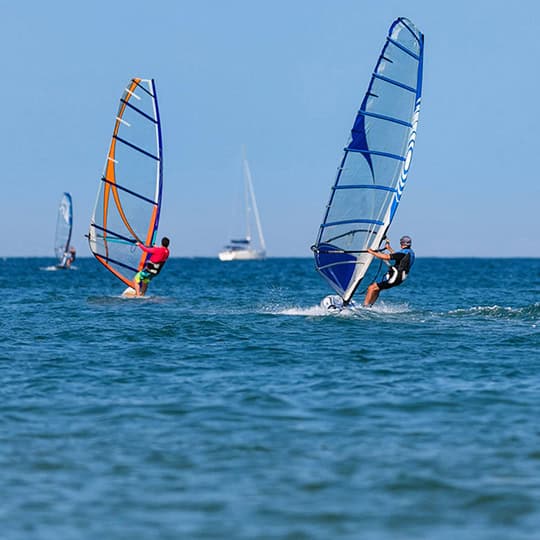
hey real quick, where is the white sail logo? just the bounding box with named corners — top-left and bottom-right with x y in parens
top-left (60, 201), bottom-right (70, 222)
top-left (390, 98), bottom-right (421, 219)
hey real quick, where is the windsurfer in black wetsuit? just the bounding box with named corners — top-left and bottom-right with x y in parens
top-left (363, 236), bottom-right (415, 307)
top-left (59, 246), bottom-right (76, 268)
top-left (66, 246), bottom-right (76, 268)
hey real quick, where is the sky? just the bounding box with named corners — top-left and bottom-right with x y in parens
top-left (1, 0), bottom-right (539, 258)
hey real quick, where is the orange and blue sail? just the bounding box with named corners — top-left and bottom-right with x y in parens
top-left (88, 78), bottom-right (163, 288)
top-left (312, 18), bottom-right (424, 303)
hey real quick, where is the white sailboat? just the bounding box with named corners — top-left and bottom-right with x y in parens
top-left (219, 150), bottom-right (266, 261)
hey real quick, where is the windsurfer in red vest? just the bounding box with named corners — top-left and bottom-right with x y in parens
top-left (133, 237), bottom-right (170, 296)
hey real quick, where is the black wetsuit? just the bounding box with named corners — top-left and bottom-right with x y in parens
top-left (377, 248), bottom-right (415, 290)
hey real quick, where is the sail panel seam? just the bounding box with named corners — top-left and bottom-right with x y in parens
top-left (90, 223), bottom-right (137, 244)
top-left (345, 148), bottom-right (406, 161)
top-left (92, 253), bottom-right (138, 273)
top-left (386, 37), bottom-right (420, 60)
top-left (113, 135), bottom-right (159, 161)
top-left (373, 73), bottom-right (416, 93)
top-left (322, 218), bottom-right (384, 228)
top-left (332, 185), bottom-right (397, 192)
top-left (355, 109), bottom-right (412, 128)
top-left (132, 79), bottom-right (155, 98)
top-left (120, 98), bottom-right (157, 124)
top-left (101, 177), bottom-right (158, 205)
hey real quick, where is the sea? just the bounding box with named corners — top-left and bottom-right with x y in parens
top-left (1, 257), bottom-right (539, 540)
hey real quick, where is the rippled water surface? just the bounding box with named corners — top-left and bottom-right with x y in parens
top-left (1, 257), bottom-right (539, 539)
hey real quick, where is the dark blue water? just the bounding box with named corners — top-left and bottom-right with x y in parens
top-left (1, 257), bottom-right (539, 539)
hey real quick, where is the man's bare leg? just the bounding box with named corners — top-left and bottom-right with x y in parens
top-left (140, 281), bottom-right (148, 296)
top-left (364, 283), bottom-right (381, 307)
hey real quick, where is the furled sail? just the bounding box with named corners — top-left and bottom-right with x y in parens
top-left (88, 78), bottom-right (163, 287)
top-left (312, 17), bottom-right (424, 303)
top-left (55, 192), bottom-right (73, 265)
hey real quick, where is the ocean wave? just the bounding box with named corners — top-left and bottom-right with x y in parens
top-left (447, 303), bottom-right (540, 321)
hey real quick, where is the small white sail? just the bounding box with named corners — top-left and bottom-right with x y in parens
top-left (54, 192), bottom-right (73, 267)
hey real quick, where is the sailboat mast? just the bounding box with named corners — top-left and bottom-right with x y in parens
top-left (243, 157), bottom-right (252, 242)
top-left (242, 149), bottom-right (266, 252)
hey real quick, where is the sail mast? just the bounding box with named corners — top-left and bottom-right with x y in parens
top-left (150, 78), bottom-right (164, 243)
top-left (242, 148), bottom-right (266, 253)
top-left (242, 147), bottom-right (252, 243)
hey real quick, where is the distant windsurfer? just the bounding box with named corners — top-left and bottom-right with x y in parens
top-left (133, 237), bottom-right (170, 296)
top-left (363, 236), bottom-right (415, 306)
top-left (60, 246), bottom-right (76, 268)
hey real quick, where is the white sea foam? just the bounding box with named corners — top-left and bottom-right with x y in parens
top-left (41, 265), bottom-right (77, 271)
top-left (279, 304), bottom-right (338, 317)
top-left (366, 301), bottom-right (411, 314)
top-left (267, 300), bottom-right (411, 317)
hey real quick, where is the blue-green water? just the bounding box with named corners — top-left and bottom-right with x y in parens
top-left (1, 257), bottom-right (539, 539)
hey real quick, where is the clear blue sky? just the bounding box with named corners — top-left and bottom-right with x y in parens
top-left (1, 0), bottom-right (538, 257)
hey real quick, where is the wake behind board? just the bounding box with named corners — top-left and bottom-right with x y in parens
top-left (42, 264), bottom-right (75, 271)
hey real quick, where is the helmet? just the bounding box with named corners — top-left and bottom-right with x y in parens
top-left (400, 235), bottom-right (412, 247)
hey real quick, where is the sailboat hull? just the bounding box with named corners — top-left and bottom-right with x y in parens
top-left (218, 249), bottom-right (266, 261)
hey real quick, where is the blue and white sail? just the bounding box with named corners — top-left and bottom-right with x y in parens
top-left (312, 17), bottom-right (424, 303)
top-left (54, 192), bottom-right (73, 266)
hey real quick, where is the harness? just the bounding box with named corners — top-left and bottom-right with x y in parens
top-left (384, 249), bottom-right (414, 284)
top-left (385, 265), bottom-right (402, 285)
top-left (145, 260), bottom-right (165, 276)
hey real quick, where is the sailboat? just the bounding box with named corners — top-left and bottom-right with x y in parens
top-left (311, 17), bottom-right (424, 310)
top-left (54, 192), bottom-right (74, 269)
top-left (218, 150), bottom-right (266, 261)
top-left (88, 78), bottom-right (164, 292)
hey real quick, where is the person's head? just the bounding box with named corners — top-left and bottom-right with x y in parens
top-left (161, 237), bottom-right (170, 248)
top-left (400, 235), bottom-right (412, 248)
